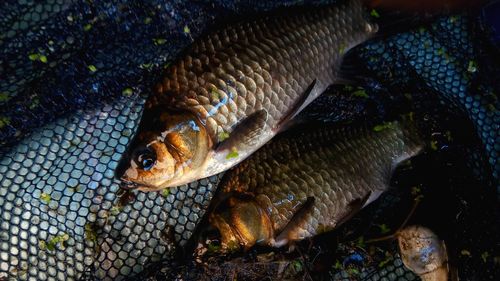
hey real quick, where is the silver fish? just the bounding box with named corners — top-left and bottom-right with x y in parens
top-left (116, 0), bottom-right (378, 191)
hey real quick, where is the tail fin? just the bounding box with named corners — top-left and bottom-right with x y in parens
top-left (361, 0), bottom-right (485, 38)
top-left (337, 0), bottom-right (449, 84)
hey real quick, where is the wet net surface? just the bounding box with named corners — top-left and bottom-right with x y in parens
top-left (354, 13), bottom-right (500, 185)
top-left (0, 93), bottom-right (223, 280)
top-left (1, 0), bottom-right (499, 280)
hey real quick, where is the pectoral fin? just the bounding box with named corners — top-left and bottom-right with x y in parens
top-left (270, 197), bottom-right (315, 248)
top-left (215, 109), bottom-right (268, 153)
top-left (275, 79), bottom-right (317, 131)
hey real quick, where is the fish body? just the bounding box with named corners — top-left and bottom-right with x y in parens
top-left (208, 120), bottom-right (423, 249)
top-left (116, 0), bottom-right (377, 190)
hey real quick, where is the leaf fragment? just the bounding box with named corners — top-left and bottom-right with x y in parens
top-left (162, 188), bottom-right (170, 198)
top-left (373, 122), bottom-right (395, 132)
top-left (122, 88), bottom-right (133, 96)
top-left (153, 38), bottom-right (167, 45)
top-left (207, 242), bottom-right (221, 254)
top-left (370, 9), bottom-right (380, 18)
top-left (218, 131), bottom-right (230, 142)
top-left (352, 89), bottom-right (369, 98)
top-left (430, 140), bottom-right (439, 151)
top-left (110, 205), bottom-right (123, 216)
top-left (29, 53), bottom-right (47, 63)
top-left (41, 233), bottom-right (70, 252)
top-left (84, 223), bottom-right (98, 243)
top-left (291, 260), bottom-right (303, 272)
top-left (467, 60), bottom-right (478, 73)
top-left (356, 236), bottom-right (366, 249)
top-left (40, 192), bottom-right (51, 203)
top-left (377, 224), bottom-right (390, 234)
top-left (28, 54), bottom-right (39, 61)
top-left (88, 65), bottom-right (97, 72)
top-left (226, 148), bottom-right (239, 159)
top-left (0, 116), bottom-right (10, 129)
top-left (461, 249), bottom-right (471, 256)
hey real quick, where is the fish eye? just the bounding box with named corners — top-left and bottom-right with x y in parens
top-left (134, 147), bottom-right (157, 171)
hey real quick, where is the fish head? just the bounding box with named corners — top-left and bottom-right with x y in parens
top-left (208, 194), bottom-right (274, 250)
top-left (116, 110), bottom-right (211, 191)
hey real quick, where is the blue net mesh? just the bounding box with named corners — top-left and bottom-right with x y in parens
top-left (0, 0), bottom-right (498, 280)
top-left (355, 14), bottom-right (499, 184)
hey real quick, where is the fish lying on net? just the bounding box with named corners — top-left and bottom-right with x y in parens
top-left (115, 0), bottom-right (379, 191)
top-left (206, 119), bottom-right (423, 249)
top-left (0, 0), bottom-right (498, 280)
top-left (0, 1), bottom-right (353, 280)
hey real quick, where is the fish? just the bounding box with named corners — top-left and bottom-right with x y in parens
top-left (206, 120), bottom-right (423, 250)
top-left (397, 225), bottom-right (452, 281)
top-left (115, 0), bottom-right (379, 191)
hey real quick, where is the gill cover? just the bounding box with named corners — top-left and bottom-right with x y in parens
top-left (116, 110), bottom-right (210, 190)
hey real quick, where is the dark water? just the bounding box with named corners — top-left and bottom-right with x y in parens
top-left (0, 0), bottom-right (498, 280)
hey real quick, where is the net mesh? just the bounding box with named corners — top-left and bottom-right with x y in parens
top-left (0, 0), bottom-right (499, 280)
top-left (0, 93), bottom-right (223, 280)
top-left (354, 13), bottom-right (500, 185)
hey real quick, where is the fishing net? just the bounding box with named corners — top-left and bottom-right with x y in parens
top-left (0, 93), bottom-right (225, 280)
top-left (0, 0), bottom-right (498, 280)
top-left (354, 13), bottom-right (500, 186)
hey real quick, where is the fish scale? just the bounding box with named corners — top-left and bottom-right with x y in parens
top-left (1, 0), bottom-right (497, 280)
top-left (210, 121), bottom-right (423, 246)
top-left (153, 0), bottom-right (374, 138)
top-left (114, 0), bottom-right (378, 191)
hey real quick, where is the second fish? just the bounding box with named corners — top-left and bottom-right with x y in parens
top-left (208, 120), bottom-right (423, 249)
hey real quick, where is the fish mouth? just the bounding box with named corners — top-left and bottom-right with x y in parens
top-left (119, 179), bottom-right (139, 190)
top-left (119, 179), bottom-right (166, 192)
